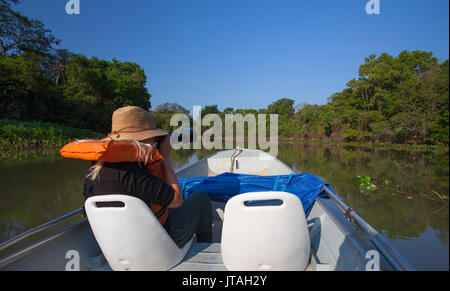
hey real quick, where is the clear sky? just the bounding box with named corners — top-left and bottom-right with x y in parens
top-left (16, 0), bottom-right (449, 112)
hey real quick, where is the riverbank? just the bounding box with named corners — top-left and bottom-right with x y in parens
top-left (1, 119), bottom-right (448, 156)
top-left (279, 138), bottom-right (449, 155)
top-left (0, 119), bottom-right (103, 157)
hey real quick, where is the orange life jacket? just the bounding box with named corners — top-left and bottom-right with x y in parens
top-left (60, 140), bottom-right (169, 224)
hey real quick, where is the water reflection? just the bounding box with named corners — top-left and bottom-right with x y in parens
top-left (277, 143), bottom-right (448, 242)
top-left (277, 142), bottom-right (449, 270)
top-left (0, 151), bottom-right (88, 241)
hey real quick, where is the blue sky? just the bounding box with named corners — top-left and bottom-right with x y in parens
top-left (16, 0), bottom-right (449, 112)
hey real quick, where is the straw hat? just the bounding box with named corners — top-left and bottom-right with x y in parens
top-left (108, 106), bottom-right (168, 141)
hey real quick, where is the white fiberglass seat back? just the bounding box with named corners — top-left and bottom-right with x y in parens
top-left (221, 192), bottom-right (310, 271)
top-left (84, 195), bottom-right (193, 271)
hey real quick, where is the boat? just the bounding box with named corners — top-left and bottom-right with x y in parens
top-left (0, 149), bottom-right (415, 271)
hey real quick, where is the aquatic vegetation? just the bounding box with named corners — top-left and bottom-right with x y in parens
top-left (355, 173), bottom-right (448, 205)
top-left (277, 143), bottom-right (449, 239)
top-left (356, 175), bottom-right (378, 193)
top-left (392, 189), bottom-right (448, 204)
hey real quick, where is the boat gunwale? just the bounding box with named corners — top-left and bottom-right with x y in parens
top-left (0, 219), bottom-right (89, 268)
top-left (313, 197), bottom-right (369, 262)
top-left (0, 208), bottom-right (83, 253)
top-left (322, 186), bottom-right (416, 271)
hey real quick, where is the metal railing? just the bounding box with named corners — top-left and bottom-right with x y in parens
top-left (322, 186), bottom-right (416, 271)
top-left (0, 208), bottom-right (83, 252)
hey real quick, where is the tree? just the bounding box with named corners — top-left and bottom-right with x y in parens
top-left (0, 1), bottom-right (155, 134)
top-left (0, 52), bottom-right (55, 122)
top-left (151, 102), bottom-right (190, 130)
top-left (62, 56), bottom-right (151, 132)
top-left (0, 1), bottom-right (60, 57)
top-left (0, 0), bottom-right (19, 4)
top-left (47, 49), bottom-right (76, 85)
top-left (267, 98), bottom-right (295, 116)
top-left (291, 51), bottom-right (448, 144)
top-left (201, 105), bottom-right (220, 116)
top-left (223, 107), bottom-right (234, 114)
top-left (155, 102), bottom-right (189, 115)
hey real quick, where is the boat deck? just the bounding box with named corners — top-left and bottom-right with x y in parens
top-left (85, 242), bottom-right (230, 271)
top-left (169, 241), bottom-right (332, 271)
top-left (86, 241), bottom-right (330, 271)
top-left (171, 243), bottom-right (226, 271)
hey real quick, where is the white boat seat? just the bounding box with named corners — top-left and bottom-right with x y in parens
top-left (84, 195), bottom-right (193, 271)
top-left (221, 191), bottom-right (310, 271)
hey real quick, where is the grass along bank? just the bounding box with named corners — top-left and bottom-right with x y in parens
top-left (0, 119), bottom-right (103, 156)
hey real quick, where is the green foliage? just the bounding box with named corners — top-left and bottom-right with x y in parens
top-left (154, 102), bottom-right (189, 115)
top-left (343, 128), bottom-right (358, 142)
top-left (0, 53), bottom-right (151, 133)
top-left (62, 56), bottom-right (151, 132)
top-left (356, 175), bottom-right (378, 194)
top-left (293, 51), bottom-right (449, 145)
top-left (151, 102), bottom-right (191, 131)
top-left (223, 107), bottom-right (234, 114)
top-left (0, 1), bottom-right (59, 57)
top-left (0, 119), bottom-right (102, 153)
top-left (201, 104), bottom-right (220, 116)
top-left (0, 53), bottom-right (56, 121)
top-left (0, 3), bottom-right (152, 135)
top-left (267, 98), bottom-right (295, 116)
top-left (427, 102), bottom-right (449, 145)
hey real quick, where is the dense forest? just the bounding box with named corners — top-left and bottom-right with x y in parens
top-left (1, 0), bottom-right (448, 148)
top-left (0, 0), bottom-right (150, 134)
top-left (296, 52), bottom-right (449, 145)
top-left (154, 51), bottom-right (449, 145)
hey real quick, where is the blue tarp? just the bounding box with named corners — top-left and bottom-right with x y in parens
top-left (179, 172), bottom-right (329, 214)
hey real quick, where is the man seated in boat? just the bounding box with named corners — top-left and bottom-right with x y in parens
top-left (67, 106), bottom-right (213, 248)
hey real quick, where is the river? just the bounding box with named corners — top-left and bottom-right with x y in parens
top-left (0, 143), bottom-right (448, 270)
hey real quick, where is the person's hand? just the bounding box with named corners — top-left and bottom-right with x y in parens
top-left (159, 135), bottom-right (171, 158)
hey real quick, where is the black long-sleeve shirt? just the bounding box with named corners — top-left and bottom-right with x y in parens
top-left (83, 162), bottom-right (174, 208)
